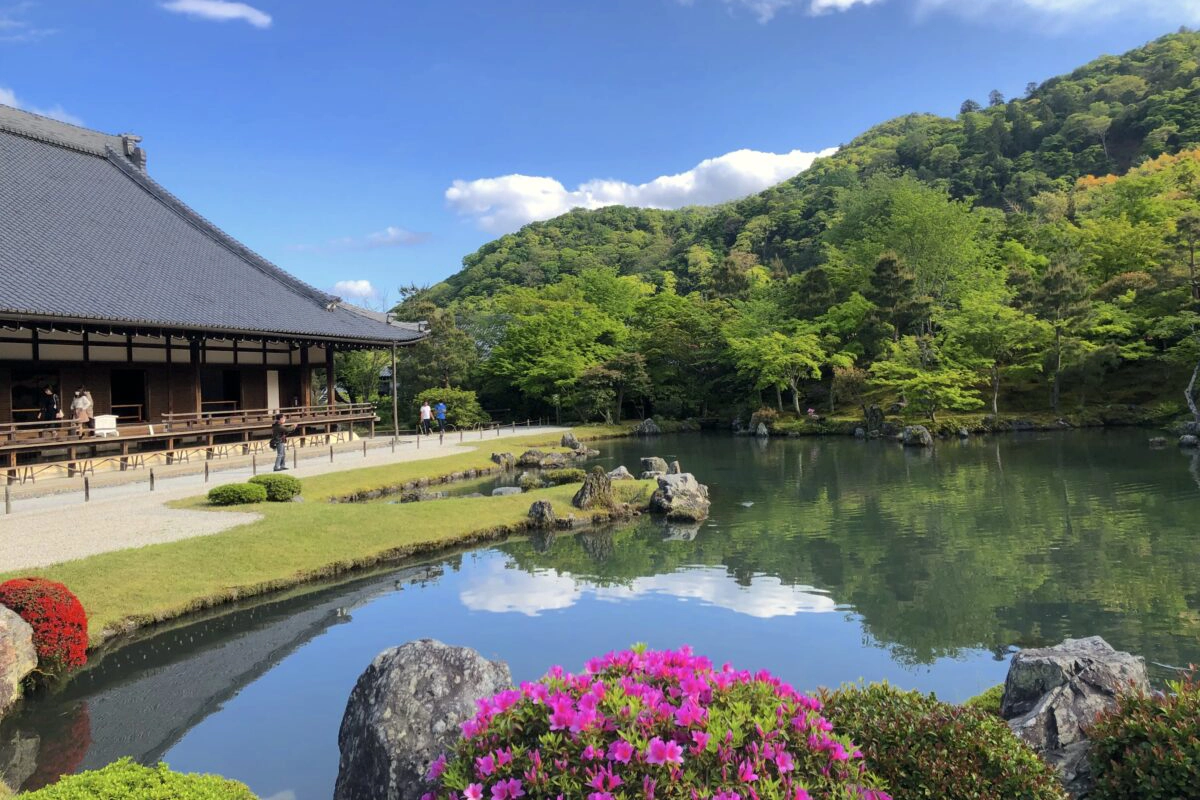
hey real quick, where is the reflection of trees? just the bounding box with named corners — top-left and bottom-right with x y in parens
top-left (504, 433), bottom-right (1200, 668)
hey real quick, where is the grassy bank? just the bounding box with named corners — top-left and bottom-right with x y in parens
top-left (0, 428), bottom-right (654, 647)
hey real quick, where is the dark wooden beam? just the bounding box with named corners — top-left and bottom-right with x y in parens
top-left (326, 345), bottom-right (336, 407)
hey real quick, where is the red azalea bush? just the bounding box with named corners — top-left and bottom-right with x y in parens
top-left (0, 577), bottom-right (88, 675)
top-left (427, 646), bottom-right (889, 800)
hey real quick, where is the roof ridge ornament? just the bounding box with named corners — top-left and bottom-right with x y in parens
top-left (120, 133), bottom-right (147, 171)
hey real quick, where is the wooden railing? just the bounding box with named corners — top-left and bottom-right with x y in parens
top-left (112, 403), bottom-right (144, 422)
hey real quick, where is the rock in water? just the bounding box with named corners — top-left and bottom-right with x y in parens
top-left (334, 639), bottom-right (512, 800)
top-left (490, 452), bottom-right (515, 469)
top-left (634, 418), bottom-right (661, 436)
top-left (528, 500), bottom-right (556, 528)
top-left (491, 486), bottom-right (522, 497)
top-left (957, 427), bottom-right (970, 439)
top-left (649, 473), bottom-right (711, 522)
top-left (853, 427), bottom-right (866, 439)
top-left (1001, 636), bottom-right (1149, 798)
top-left (667, 460), bottom-right (682, 475)
top-left (560, 432), bottom-right (581, 450)
top-left (516, 449), bottom-right (544, 467)
top-left (1180, 434), bottom-right (1199, 448)
top-left (640, 456), bottom-right (669, 474)
top-left (607, 466), bottom-right (634, 480)
top-left (864, 404), bottom-right (884, 433)
top-left (538, 452), bottom-right (569, 469)
top-left (901, 425), bottom-right (933, 447)
top-left (572, 467), bottom-right (614, 510)
top-left (755, 423), bottom-right (769, 438)
top-left (0, 608), bottom-right (35, 713)
top-left (1149, 437), bottom-right (1168, 447)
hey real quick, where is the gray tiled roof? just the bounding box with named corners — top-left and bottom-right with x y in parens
top-left (0, 104), bottom-right (423, 345)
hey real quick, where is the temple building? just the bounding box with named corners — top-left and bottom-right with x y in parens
top-left (0, 104), bottom-right (423, 479)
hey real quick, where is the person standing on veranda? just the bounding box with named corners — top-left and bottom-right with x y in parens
top-left (70, 386), bottom-right (93, 435)
top-left (271, 413), bottom-right (295, 471)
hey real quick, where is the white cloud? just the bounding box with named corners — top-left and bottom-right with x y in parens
top-left (0, 2), bottom-right (56, 42)
top-left (291, 225), bottom-right (430, 253)
top-left (161, 0), bottom-right (272, 28)
top-left (459, 561), bottom-right (838, 619)
top-left (0, 86), bottom-right (81, 125)
top-left (331, 279), bottom-right (377, 300)
top-left (694, 0), bottom-right (1200, 22)
top-left (446, 146), bottom-right (838, 234)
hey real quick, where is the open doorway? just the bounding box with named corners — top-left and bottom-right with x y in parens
top-left (200, 368), bottom-right (242, 414)
top-left (110, 369), bottom-right (147, 421)
top-left (9, 369), bottom-right (60, 423)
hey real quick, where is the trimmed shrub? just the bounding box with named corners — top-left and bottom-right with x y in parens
top-left (429, 646), bottom-right (889, 800)
top-left (0, 578), bottom-right (88, 675)
top-left (963, 683), bottom-right (1005, 717)
top-left (518, 472), bottom-right (545, 492)
top-left (543, 468), bottom-right (587, 486)
top-left (1089, 670), bottom-right (1200, 800)
top-left (207, 483), bottom-right (268, 506)
top-left (414, 387), bottom-right (490, 427)
top-left (822, 683), bottom-right (1067, 800)
top-left (22, 758), bottom-right (258, 798)
top-left (248, 473), bottom-right (302, 501)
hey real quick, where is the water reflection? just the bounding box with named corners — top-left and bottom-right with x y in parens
top-left (1, 430), bottom-right (1196, 798)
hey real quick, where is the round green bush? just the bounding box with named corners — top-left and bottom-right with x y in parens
top-left (1089, 671), bottom-right (1200, 800)
top-left (207, 483), bottom-right (268, 506)
top-left (822, 683), bottom-right (1067, 800)
top-left (543, 467), bottom-right (586, 486)
top-left (22, 757), bottom-right (258, 798)
top-left (248, 473), bottom-right (302, 501)
top-left (963, 683), bottom-right (1005, 717)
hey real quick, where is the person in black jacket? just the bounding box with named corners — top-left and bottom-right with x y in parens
top-left (270, 413), bottom-right (296, 471)
top-left (38, 386), bottom-right (61, 425)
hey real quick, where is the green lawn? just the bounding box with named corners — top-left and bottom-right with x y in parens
top-left (1, 427), bottom-right (652, 647)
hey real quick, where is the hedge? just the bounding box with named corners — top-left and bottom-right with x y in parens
top-left (248, 473), bottom-right (302, 502)
top-left (207, 483), bottom-right (268, 506)
top-left (542, 468), bottom-right (586, 485)
top-left (21, 758), bottom-right (258, 799)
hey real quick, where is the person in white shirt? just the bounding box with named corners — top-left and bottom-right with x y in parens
top-left (419, 401), bottom-right (433, 435)
top-left (70, 386), bottom-right (93, 435)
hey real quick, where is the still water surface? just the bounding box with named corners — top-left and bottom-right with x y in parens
top-left (3, 431), bottom-right (1198, 798)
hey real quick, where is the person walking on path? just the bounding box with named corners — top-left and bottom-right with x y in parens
top-left (419, 400), bottom-right (433, 435)
top-left (435, 399), bottom-right (447, 433)
top-left (70, 387), bottom-right (93, 435)
top-left (39, 386), bottom-right (62, 428)
top-left (271, 413), bottom-right (295, 471)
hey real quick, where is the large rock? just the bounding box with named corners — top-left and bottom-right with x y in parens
top-left (667, 460), bottom-right (682, 475)
top-left (528, 500), bottom-right (556, 528)
top-left (640, 456), bottom-right (668, 474)
top-left (516, 449), bottom-right (544, 467)
top-left (572, 467), bottom-right (614, 510)
top-left (649, 473), bottom-right (711, 522)
top-left (560, 432), bottom-right (582, 450)
top-left (334, 639), bottom-right (512, 800)
top-left (0, 607), bottom-right (35, 714)
top-left (755, 422), bottom-right (769, 438)
top-left (490, 452), bottom-right (515, 469)
top-left (1180, 434), bottom-right (1199, 448)
top-left (864, 404), bottom-right (884, 433)
top-left (901, 425), bottom-right (933, 448)
top-left (1001, 636), bottom-right (1148, 797)
top-left (538, 452), bottom-right (569, 469)
top-left (634, 418), bottom-right (661, 436)
top-left (491, 486), bottom-right (522, 497)
top-left (607, 466), bottom-right (634, 480)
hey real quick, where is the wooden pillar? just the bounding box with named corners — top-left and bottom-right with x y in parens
top-left (326, 345), bottom-right (336, 409)
top-left (299, 346), bottom-right (311, 409)
top-left (189, 339), bottom-right (202, 414)
top-left (390, 342), bottom-right (399, 435)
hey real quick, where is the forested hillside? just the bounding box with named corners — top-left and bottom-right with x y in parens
top-left (384, 31), bottom-right (1200, 426)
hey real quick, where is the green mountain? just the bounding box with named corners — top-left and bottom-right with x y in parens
top-left (388, 31), bottom-right (1200, 425)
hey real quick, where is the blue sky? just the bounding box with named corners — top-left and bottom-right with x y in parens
top-left (2, 0), bottom-right (1198, 304)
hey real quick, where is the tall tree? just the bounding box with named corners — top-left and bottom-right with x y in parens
top-left (729, 331), bottom-right (826, 414)
top-left (1030, 261), bottom-right (1092, 412)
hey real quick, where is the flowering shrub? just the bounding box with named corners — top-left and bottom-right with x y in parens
top-left (0, 578), bottom-right (88, 675)
top-left (822, 683), bottom-right (1067, 800)
top-left (428, 646), bottom-right (889, 800)
top-left (1088, 669), bottom-right (1200, 800)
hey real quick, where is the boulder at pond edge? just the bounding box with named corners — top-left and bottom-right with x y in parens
top-left (560, 432), bottom-right (581, 450)
top-left (334, 639), bottom-right (512, 800)
top-left (901, 425), bottom-right (933, 448)
top-left (607, 466), bottom-right (634, 480)
top-left (0, 607), bottom-right (36, 714)
top-left (649, 473), bottom-right (711, 522)
top-left (640, 456), bottom-right (669, 474)
top-left (634, 418), bottom-right (661, 436)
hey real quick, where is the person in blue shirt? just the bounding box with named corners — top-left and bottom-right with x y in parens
top-left (435, 400), bottom-right (447, 432)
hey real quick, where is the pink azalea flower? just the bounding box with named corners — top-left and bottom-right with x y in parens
top-left (775, 750), bottom-right (795, 773)
top-left (606, 740), bottom-right (634, 763)
top-left (427, 755), bottom-right (448, 780)
top-left (475, 754), bottom-right (496, 778)
top-left (715, 792), bottom-right (741, 800)
top-left (793, 790), bottom-right (811, 800)
top-left (495, 748), bottom-right (513, 767)
top-left (738, 760), bottom-right (758, 783)
top-left (645, 737), bottom-right (684, 766)
top-left (464, 785), bottom-right (484, 800)
top-left (691, 730), bottom-right (711, 753)
top-left (490, 778), bottom-right (524, 800)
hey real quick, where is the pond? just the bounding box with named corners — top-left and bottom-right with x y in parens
top-left (2, 430), bottom-right (1198, 798)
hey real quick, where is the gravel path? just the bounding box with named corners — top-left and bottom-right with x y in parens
top-left (0, 427), bottom-right (565, 572)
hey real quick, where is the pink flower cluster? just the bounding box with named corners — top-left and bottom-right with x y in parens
top-left (427, 647), bottom-right (889, 800)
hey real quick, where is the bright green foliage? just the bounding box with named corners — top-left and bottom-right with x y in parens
top-left (729, 330), bottom-right (826, 414)
top-left (207, 483), bottom-right (268, 506)
top-left (963, 684), bottom-right (1005, 717)
top-left (22, 757), bottom-right (258, 799)
top-left (870, 338), bottom-right (983, 422)
top-left (1089, 671), bottom-right (1200, 800)
top-left (823, 684), bottom-right (1068, 800)
top-left (248, 474), bottom-right (302, 502)
top-left (414, 387), bottom-right (489, 427)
